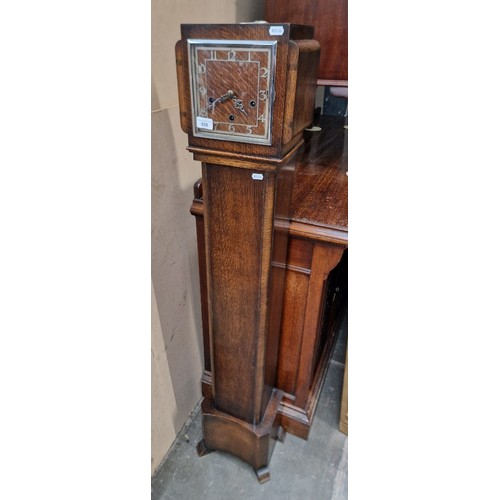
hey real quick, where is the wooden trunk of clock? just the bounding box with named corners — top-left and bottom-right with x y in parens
top-left (202, 159), bottom-right (293, 423)
top-left (197, 154), bottom-right (295, 483)
top-left (175, 24), bottom-right (320, 482)
top-left (191, 187), bottom-right (348, 441)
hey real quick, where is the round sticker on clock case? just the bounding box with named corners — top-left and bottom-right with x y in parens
top-left (269, 26), bottom-right (284, 36)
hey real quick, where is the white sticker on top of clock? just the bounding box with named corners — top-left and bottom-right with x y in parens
top-left (269, 25), bottom-right (284, 36)
top-left (197, 117), bottom-right (213, 130)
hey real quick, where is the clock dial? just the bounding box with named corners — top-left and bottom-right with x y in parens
top-left (188, 40), bottom-right (276, 145)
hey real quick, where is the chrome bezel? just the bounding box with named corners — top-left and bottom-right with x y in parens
top-left (187, 39), bottom-right (276, 146)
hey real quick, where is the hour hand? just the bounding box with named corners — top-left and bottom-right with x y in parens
top-left (202, 90), bottom-right (235, 114)
top-left (212, 90), bottom-right (235, 107)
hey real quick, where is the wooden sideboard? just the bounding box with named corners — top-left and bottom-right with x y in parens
top-left (265, 0), bottom-right (348, 84)
top-left (190, 116), bottom-right (348, 439)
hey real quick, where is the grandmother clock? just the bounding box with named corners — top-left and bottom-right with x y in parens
top-left (175, 23), bottom-right (320, 483)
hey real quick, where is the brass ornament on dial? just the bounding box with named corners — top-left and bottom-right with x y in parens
top-left (188, 40), bottom-right (276, 145)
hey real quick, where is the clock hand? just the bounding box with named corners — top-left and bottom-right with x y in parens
top-left (202, 90), bottom-right (236, 114)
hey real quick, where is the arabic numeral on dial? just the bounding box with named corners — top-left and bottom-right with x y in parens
top-left (246, 126), bottom-right (253, 134)
top-left (199, 109), bottom-right (208, 118)
top-left (198, 63), bottom-right (206, 74)
top-left (259, 90), bottom-right (268, 101)
top-left (258, 114), bottom-right (266, 123)
top-left (199, 87), bottom-right (207, 95)
top-left (210, 50), bottom-right (217, 60)
top-left (228, 50), bottom-right (236, 60)
top-left (228, 124), bottom-right (235, 132)
top-left (260, 67), bottom-right (269, 78)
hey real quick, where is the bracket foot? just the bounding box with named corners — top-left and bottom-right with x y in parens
top-left (196, 439), bottom-right (214, 457)
top-left (277, 425), bottom-right (286, 443)
top-left (255, 466), bottom-right (271, 484)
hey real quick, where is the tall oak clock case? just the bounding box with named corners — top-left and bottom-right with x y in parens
top-left (175, 23), bottom-right (320, 483)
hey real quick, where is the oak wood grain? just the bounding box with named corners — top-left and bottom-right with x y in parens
top-left (339, 346), bottom-right (348, 435)
top-left (190, 181), bottom-right (210, 372)
top-left (265, 0), bottom-right (348, 81)
top-left (292, 116), bottom-right (348, 231)
top-left (178, 24), bottom-right (324, 474)
top-left (293, 243), bottom-right (345, 408)
top-left (177, 24), bottom-right (319, 158)
top-left (189, 116), bottom-right (348, 439)
top-left (290, 40), bottom-right (321, 140)
top-left (175, 41), bottom-right (189, 133)
top-left (199, 388), bottom-right (284, 481)
top-left (203, 163), bottom-right (271, 423)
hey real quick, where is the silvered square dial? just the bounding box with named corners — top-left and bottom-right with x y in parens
top-left (188, 39), bottom-right (276, 145)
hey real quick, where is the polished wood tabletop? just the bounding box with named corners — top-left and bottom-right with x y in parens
top-left (290, 116), bottom-right (348, 245)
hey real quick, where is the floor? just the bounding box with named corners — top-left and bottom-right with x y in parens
top-left (151, 316), bottom-right (348, 500)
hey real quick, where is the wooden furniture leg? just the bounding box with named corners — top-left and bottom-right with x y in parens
top-left (339, 345), bottom-right (348, 435)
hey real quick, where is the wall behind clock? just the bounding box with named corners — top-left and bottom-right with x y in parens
top-left (151, 0), bottom-right (265, 475)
